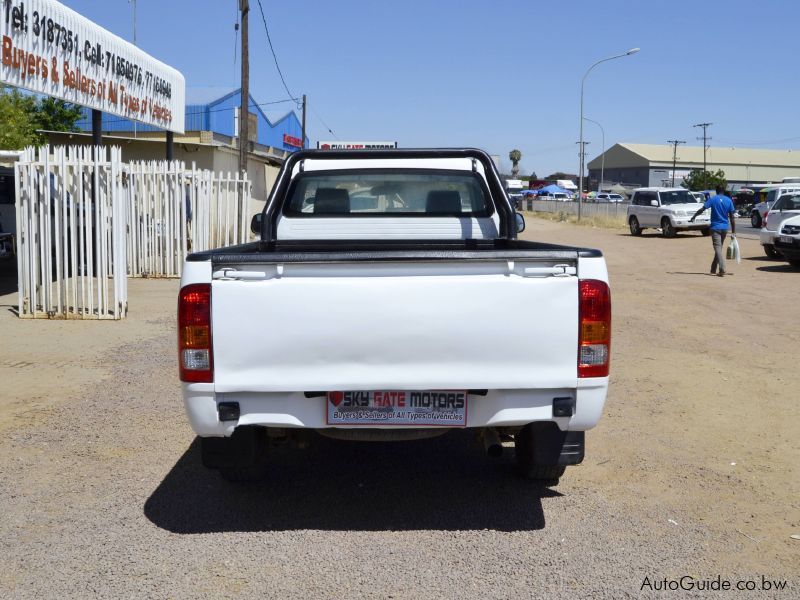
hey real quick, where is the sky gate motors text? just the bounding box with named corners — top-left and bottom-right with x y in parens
top-left (339, 391), bottom-right (466, 409)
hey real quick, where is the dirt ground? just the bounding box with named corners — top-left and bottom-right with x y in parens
top-left (521, 217), bottom-right (800, 569)
top-left (0, 219), bottom-right (797, 598)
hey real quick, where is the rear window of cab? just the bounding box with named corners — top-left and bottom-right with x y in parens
top-left (283, 170), bottom-right (493, 217)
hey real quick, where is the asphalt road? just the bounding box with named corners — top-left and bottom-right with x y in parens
top-left (733, 216), bottom-right (761, 240)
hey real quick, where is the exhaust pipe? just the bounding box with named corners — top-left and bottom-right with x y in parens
top-left (482, 428), bottom-right (503, 458)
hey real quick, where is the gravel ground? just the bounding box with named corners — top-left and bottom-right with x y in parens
top-left (0, 221), bottom-right (797, 599)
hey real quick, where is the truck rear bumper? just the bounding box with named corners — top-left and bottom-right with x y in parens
top-left (182, 379), bottom-right (609, 437)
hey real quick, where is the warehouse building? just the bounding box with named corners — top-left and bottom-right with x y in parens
top-left (74, 87), bottom-right (307, 153)
top-left (587, 143), bottom-right (800, 190)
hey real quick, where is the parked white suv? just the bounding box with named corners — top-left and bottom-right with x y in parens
top-left (774, 214), bottom-right (800, 268)
top-left (627, 187), bottom-right (710, 237)
top-left (759, 194), bottom-right (800, 257)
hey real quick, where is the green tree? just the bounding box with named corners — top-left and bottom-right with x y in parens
top-left (0, 87), bottom-right (38, 149)
top-left (508, 149), bottom-right (522, 179)
top-left (545, 172), bottom-right (578, 181)
top-left (33, 97), bottom-right (83, 134)
top-left (681, 169), bottom-right (727, 191)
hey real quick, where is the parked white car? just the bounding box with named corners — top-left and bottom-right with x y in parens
top-left (596, 193), bottom-right (625, 203)
top-left (759, 194), bottom-right (800, 257)
top-left (626, 187), bottom-right (710, 237)
top-left (749, 184), bottom-right (800, 228)
top-left (773, 213), bottom-right (800, 268)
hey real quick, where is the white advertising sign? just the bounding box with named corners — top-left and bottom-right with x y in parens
top-left (318, 141), bottom-right (397, 150)
top-left (1, 0), bottom-right (185, 132)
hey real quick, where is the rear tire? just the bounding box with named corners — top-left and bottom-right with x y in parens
top-left (751, 212), bottom-right (762, 228)
top-left (789, 259), bottom-right (800, 268)
top-left (701, 228), bottom-right (710, 236)
top-left (764, 244), bottom-right (779, 258)
top-left (629, 216), bottom-right (642, 236)
top-left (514, 425), bottom-right (567, 484)
top-left (661, 217), bottom-right (677, 238)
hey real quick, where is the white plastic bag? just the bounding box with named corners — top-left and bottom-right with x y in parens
top-left (727, 235), bottom-right (741, 264)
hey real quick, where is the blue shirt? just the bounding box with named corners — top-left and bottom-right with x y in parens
top-left (704, 195), bottom-right (735, 230)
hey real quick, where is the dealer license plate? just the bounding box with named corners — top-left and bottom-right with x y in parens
top-left (326, 390), bottom-right (467, 427)
top-left (780, 235), bottom-right (793, 244)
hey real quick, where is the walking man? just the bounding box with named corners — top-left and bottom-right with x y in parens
top-left (690, 185), bottom-right (736, 276)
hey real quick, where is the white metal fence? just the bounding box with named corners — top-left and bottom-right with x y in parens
top-left (126, 162), bottom-right (249, 278)
top-left (15, 145), bottom-right (251, 319)
top-left (15, 146), bottom-right (128, 320)
top-left (521, 198), bottom-right (630, 219)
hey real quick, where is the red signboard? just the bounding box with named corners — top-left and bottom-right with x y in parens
top-left (283, 134), bottom-right (303, 148)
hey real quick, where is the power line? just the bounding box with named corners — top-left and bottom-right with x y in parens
top-left (252, 0), bottom-right (336, 142)
top-left (254, 0), bottom-right (294, 100)
top-left (311, 106), bottom-right (338, 140)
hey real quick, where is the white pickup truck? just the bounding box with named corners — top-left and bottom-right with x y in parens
top-left (178, 149), bottom-right (611, 485)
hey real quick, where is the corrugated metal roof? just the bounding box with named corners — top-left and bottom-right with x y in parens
top-left (620, 143), bottom-right (800, 166)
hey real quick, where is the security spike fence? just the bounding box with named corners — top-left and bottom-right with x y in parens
top-left (15, 145), bottom-right (251, 320)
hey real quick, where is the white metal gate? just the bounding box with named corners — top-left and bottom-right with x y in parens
top-left (15, 146), bottom-right (128, 319)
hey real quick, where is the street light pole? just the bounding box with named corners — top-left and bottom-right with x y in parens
top-left (584, 117), bottom-right (605, 193)
top-left (578, 48), bottom-right (639, 220)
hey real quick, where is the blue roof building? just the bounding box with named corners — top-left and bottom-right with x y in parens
top-left (76, 87), bottom-right (308, 152)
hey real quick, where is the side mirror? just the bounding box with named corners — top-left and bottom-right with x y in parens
top-left (650, 200), bottom-right (659, 207)
top-left (250, 213), bottom-right (263, 235)
top-left (515, 212), bottom-right (526, 233)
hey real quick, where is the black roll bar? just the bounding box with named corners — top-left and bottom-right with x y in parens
top-left (258, 148), bottom-right (516, 245)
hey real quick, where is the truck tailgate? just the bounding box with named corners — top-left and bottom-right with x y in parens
top-left (210, 259), bottom-right (579, 393)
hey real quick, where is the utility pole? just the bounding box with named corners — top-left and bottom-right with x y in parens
top-left (667, 139), bottom-right (686, 187)
top-left (301, 94), bottom-right (307, 149)
top-left (575, 140), bottom-right (590, 197)
top-left (693, 122), bottom-right (712, 189)
top-left (238, 0), bottom-right (249, 178)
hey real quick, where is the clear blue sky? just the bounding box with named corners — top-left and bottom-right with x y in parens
top-left (64, 0), bottom-right (799, 176)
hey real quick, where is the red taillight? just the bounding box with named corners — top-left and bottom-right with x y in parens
top-left (178, 283), bottom-right (213, 383)
top-left (763, 211), bottom-right (769, 229)
top-left (578, 279), bottom-right (611, 378)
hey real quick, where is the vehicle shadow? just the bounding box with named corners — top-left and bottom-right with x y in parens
top-left (756, 264), bottom-right (799, 273)
top-left (144, 432), bottom-right (560, 533)
top-left (616, 232), bottom-right (704, 239)
top-left (744, 255), bottom-right (778, 262)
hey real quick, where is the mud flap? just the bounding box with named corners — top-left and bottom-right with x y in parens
top-left (200, 426), bottom-right (267, 469)
top-left (523, 422), bottom-right (585, 466)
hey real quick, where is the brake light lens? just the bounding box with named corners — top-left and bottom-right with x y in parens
top-left (578, 279), bottom-right (611, 378)
top-left (179, 283), bottom-right (213, 382)
top-left (763, 211), bottom-right (769, 229)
